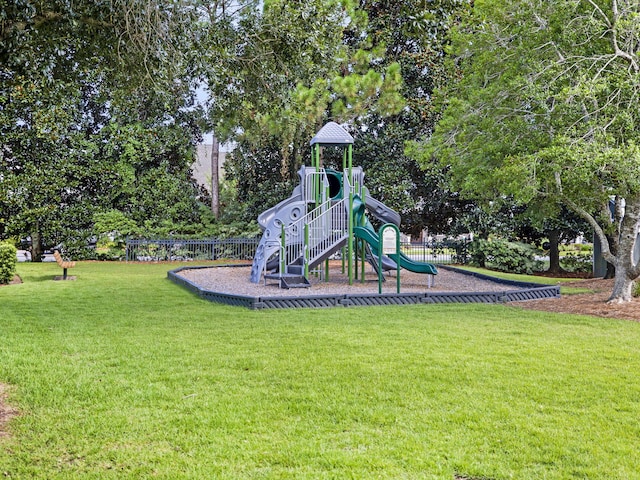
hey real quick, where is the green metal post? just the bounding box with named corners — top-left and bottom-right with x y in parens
top-left (395, 229), bottom-right (400, 293)
top-left (354, 238), bottom-right (359, 280)
top-left (348, 191), bottom-right (354, 285)
top-left (378, 230), bottom-right (383, 295)
top-left (360, 238), bottom-right (365, 283)
top-left (280, 224), bottom-right (286, 275)
top-left (304, 223), bottom-right (309, 279)
top-left (347, 144), bottom-right (354, 285)
top-left (360, 196), bottom-right (366, 283)
top-left (316, 145), bottom-right (322, 206)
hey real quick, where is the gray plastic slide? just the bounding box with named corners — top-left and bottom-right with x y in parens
top-left (257, 185), bottom-right (303, 230)
top-left (364, 191), bottom-right (401, 226)
top-left (250, 192), bottom-right (307, 283)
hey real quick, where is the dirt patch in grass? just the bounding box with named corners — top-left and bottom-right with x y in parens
top-left (0, 384), bottom-right (18, 439)
top-left (0, 275), bottom-right (22, 287)
top-left (518, 277), bottom-right (640, 322)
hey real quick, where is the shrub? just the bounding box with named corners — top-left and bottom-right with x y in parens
top-left (560, 252), bottom-right (592, 273)
top-left (469, 238), bottom-right (543, 274)
top-left (0, 241), bottom-right (17, 284)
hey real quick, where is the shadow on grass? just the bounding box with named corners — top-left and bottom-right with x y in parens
top-left (22, 274), bottom-right (59, 283)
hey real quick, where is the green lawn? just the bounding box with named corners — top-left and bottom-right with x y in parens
top-left (1, 262), bottom-right (640, 479)
top-left (454, 266), bottom-right (595, 294)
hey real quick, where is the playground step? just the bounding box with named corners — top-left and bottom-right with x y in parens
top-left (264, 273), bottom-right (311, 289)
top-left (281, 275), bottom-right (311, 289)
top-left (287, 264), bottom-right (304, 275)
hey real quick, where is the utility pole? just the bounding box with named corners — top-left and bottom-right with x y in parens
top-left (210, 134), bottom-right (220, 218)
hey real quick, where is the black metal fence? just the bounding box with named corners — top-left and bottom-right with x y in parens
top-left (126, 237), bottom-right (470, 264)
top-left (125, 237), bottom-right (260, 262)
top-left (397, 239), bottom-right (470, 265)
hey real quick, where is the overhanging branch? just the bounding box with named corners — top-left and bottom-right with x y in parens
top-left (562, 195), bottom-right (616, 264)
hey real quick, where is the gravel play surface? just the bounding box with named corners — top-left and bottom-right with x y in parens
top-left (176, 263), bottom-right (521, 297)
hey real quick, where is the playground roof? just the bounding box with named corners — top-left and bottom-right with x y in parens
top-left (310, 122), bottom-right (354, 146)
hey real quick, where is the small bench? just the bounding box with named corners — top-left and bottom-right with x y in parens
top-left (53, 250), bottom-right (76, 280)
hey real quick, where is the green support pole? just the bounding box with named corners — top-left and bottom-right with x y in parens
top-left (395, 233), bottom-right (400, 293)
top-left (355, 238), bottom-right (359, 280)
top-left (348, 144), bottom-right (354, 285)
top-left (360, 238), bottom-right (365, 283)
top-left (304, 223), bottom-right (309, 279)
top-left (313, 144), bottom-right (319, 169)
top-left (316, 145), bottom-right (322, 206)
top-left (348, 191), bottom-right (354, 285)
top-left (280, 224), bottom-right (286, 275)
top-left (378, 232), bottom-right (383, 295)
top-left (360, 196), bottom-right (366, 283)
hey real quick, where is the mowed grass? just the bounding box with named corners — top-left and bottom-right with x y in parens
top-left (1, 262), bottom-right (640, 479)
top-left (454, 266), bottom-right (595, 295)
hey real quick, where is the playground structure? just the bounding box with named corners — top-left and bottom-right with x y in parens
top-left (249, 122), bottom-right (438, 291)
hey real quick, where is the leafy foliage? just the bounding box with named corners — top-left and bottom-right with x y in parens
top-left (220, 0), bottom-right (472, 232)
top-left (0, 0), bottom-right (211, 259)
top-left (0, 241), bottom-right (17, 284)
top-left (560, 252), bottom-right (593, 274)
top-left (419, 0), bottom-right (640, 300)
top-left (469, 238), bottom-right (543, 275)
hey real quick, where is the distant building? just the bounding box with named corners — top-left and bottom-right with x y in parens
top-left (193, 143), bottom-right (227, 193)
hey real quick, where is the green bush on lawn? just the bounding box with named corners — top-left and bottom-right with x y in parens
top-left (469, 238), bottom-right (543, 274)
top-left (0, 241), bottom-right (17, 284)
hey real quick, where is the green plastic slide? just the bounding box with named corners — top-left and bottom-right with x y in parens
top-left (353, 225), bottom-right (438, 276)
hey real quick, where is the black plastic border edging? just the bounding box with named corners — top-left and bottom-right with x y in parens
top-left (167, 264), bottom-right (561, 310)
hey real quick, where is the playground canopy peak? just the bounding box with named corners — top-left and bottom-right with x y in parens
top-left (310, 122), bottom-right (354, 146)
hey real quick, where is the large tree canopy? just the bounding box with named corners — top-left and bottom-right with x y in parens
top-left (352, 0), bottom-right (472, 238)
top-left (0, 0), bottom-right (210, 258)
top-left (216, 0), bottom-right (408, 221)
top-left (415, 0), bottom-right (640, 302)
top-left (219, 0), bottom-right (472, 233)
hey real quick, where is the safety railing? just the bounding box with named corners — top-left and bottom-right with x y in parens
top-left (306, 198), bottom-right (349, 266)
top-left (304, 170), bottom-right (330, 204)
top-left (281, 197), bottom-right (349, 273)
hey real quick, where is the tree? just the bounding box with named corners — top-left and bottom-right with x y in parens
top-left (209, 0), bottom-right (406, 215)
top-left (0, 0), bottom-right (209, 257)
top-left (416, 0), bottom-right (640, 302)
top-left (351, 0), bottom-right (472, 237)
top-left (211, 0), bottom-right (477, 232)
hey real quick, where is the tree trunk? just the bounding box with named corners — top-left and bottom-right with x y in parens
top-left (546, 229), bottom-right (563, 274)
top-left (608, 195), bottom-right (640, 302)
top-left (210, 134), bottom-right (220, 219)
top-left (604, 259), bottom-right (616, 279)
top-left (609, 269), bottom-right (635, 303)
top-left (30, 227), bottom-right (44, 263)
top-left (603, 232), bottom-right (617, 279)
